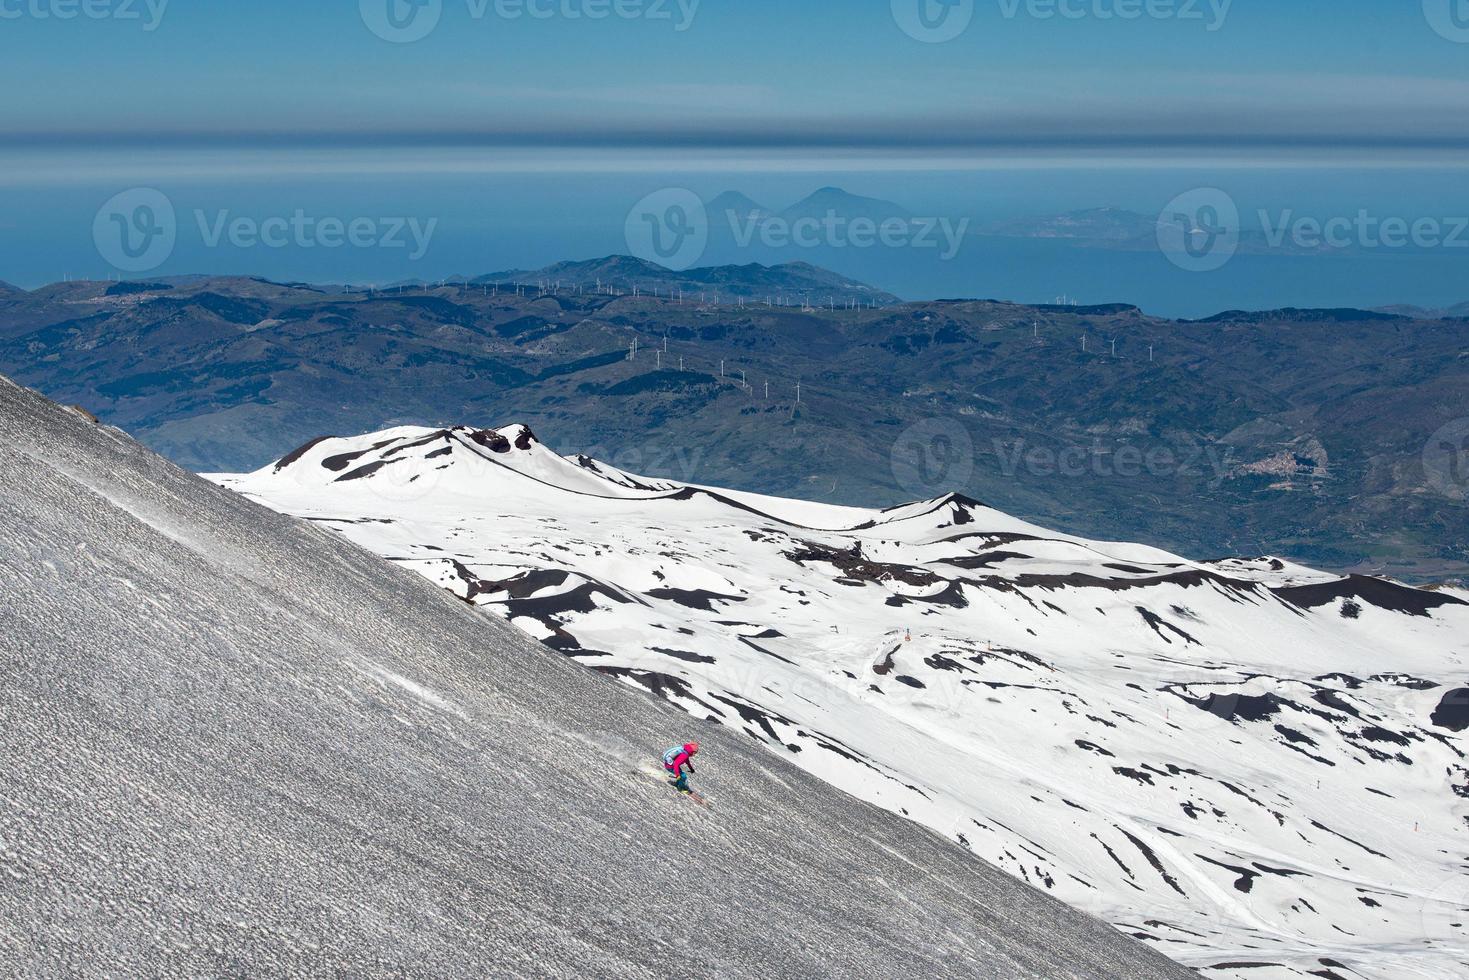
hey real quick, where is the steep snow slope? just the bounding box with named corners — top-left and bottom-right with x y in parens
top-left (0, 378), bottom-right (1199, 979)
top-left (217, 425), bottom-right (1469, 980)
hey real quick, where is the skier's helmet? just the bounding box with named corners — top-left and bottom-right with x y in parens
top-left (686, 742), bottom-right (700, 755)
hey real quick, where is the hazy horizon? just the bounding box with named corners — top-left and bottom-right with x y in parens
top-left (8, 163), bottom-right (1469, 318)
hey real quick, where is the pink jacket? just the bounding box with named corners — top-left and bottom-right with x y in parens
top-left (663, 745), bottom-right (698, 776)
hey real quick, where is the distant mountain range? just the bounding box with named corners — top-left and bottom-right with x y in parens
top-left (1, 260), bottom-right (1467, 581)
top-left (705, 190), bottom-right (772, 223)
top-left (705, 187), bottom-right (912, 227)
top-left (1374, 301), bottom-right (1469, 319)
top-left (692, 193), bottom-right (1399, 257)
top-left (474, 254), bottom-right (899, 306)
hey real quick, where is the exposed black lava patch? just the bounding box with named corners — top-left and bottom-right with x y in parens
top-left (1186, 691), bottom-right (1284, 723)
top-left (1090, 834), bottom-right (1135, 880)
top-left (924, 653), bottom-right (974, 673)
top-left (1003, 568), bottom-right (1261, 600)
top-left (383, 431), bottom-right (453, 459)
top-left (1252, 862), bottom-right (1308, 879)
top-left (596, 667), bottom-right (725, 719)
top-left (1275, 724), bottom-right (1318, 747)
top-left (1431, 689), bottom-right (1469, 732)
top-left (1198, 856), bottom-right (1260, 893)
top-left (1313, 689), bottom-right (1362, 718)
top-left (480, 568), bottom-right (574, 598)
top-left (651, 647), bottom-right (717, 665)
top-left (888, 581), bottom-right (969, 608)
top-left (1136, 607), bottom-right (1201, 646)
top-left (646, 587), bottom-right (747, 612)
top-left (945, 552), bottom-right (1030, 570)
top-left (710, 692), bottom-right (796, 745)
top-left (785, 542), bottom-right (937, 588)
top-left (738, 636), bottom-right (798, 665)
top-left (1209, 963), bottom-right (1283, 972)
top-left (274, 435), bottom-right (335, 471)
top-left (336, 459), bottom-right (394, 482)
top-left (1356, 726), bottom-right (1411, 746)
top-left (1310, 820), bottom-right (1389, 858)
top-left (1274, 575), bottom-right (1468, 617)
top-left (490, 571), bottom-right (638, 618)
top-left (871, 645), bottom-right (899, 676)
top-left (1119, 829), bottom-right (1187, 896)
top-left (466, 428), bottom-right (512, 453)
top-left (1372, 673), bottom-right (1438, 690)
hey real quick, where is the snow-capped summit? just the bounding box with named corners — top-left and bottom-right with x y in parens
top-left (217, 424), bottom-right (1469, 980)
top-left (264, 424), bottom-right (681, 502)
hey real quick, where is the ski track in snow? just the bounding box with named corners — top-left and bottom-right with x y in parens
top-left (214, 422), bottom-right (1469, 980)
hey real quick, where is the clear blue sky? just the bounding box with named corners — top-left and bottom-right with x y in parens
top-left (2, 1), bottom-right (1466, 155)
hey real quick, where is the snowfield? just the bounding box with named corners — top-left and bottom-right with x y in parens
top-left (214, 423), bottom-right (1469, 980)
top-left (0, 376), bottom-right (1202, 978)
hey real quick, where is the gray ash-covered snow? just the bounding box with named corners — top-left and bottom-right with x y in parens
top-left (0, 374), bottom-right (1196, 978)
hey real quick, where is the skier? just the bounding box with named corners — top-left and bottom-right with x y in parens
top-left (662, 741), bottom-right (699, 795)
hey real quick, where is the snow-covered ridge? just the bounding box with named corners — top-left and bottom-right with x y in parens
top-left (216, 424), bottom-right (1469, 980)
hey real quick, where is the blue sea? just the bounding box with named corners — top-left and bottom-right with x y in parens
top-left (4, 153), bottom-right (1468, 320)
